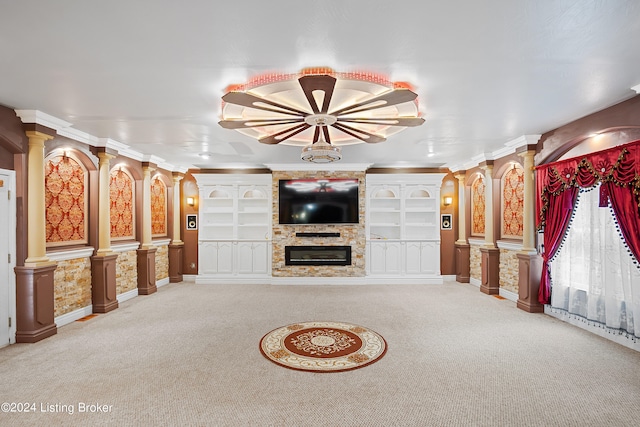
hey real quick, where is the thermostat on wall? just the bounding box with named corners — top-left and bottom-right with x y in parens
top-left (186, 214), bottom-right (197, 230)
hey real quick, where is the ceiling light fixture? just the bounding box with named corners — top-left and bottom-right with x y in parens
top-left (300, 132), bottom-right (342, 163)
top-left (218, 67), bottom-right (425, 163)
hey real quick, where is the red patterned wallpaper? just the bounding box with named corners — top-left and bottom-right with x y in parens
top-left (45, 156), bottom-right (86, 244)
top-left (151, 177), bottom-right (167, 236)
top-left (502, 166), bottom-right (524, 237)
top-left (471, 176), bottom-right (485, 236)
top-left (110, 169), bottom-right (135, 239)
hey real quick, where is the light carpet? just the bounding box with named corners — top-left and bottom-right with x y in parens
top-left (1, 280), bottom-right (639, 426)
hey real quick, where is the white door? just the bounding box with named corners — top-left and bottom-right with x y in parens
top-left (0, 169), bottom-right (16, 347)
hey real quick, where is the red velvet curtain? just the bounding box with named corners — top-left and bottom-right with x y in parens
top-left (538, 187), bottom-right (578, 304)
top-left (536, 139), bottom-right (640, 304)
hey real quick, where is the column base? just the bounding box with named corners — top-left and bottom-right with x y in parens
top-left (14, 264), bottom-right (58, 343)
top-left (137, 247), bottom-right (157, 295)
top-left (168, 243), bottom-right (184, 283)
top-left (516, 252), bottom-right (544, 313)
top-left (479, 247), bottom-right (500, 295)
top-left (455, 242), bottom-right (470, 283)
top-left (91, 253), bottom-right (119, 313)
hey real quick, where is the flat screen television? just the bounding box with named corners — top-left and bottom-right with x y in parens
top-left (278, 178), bottom-right (359, 224)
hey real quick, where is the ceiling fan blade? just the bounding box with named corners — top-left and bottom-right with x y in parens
top-left (222, 91), bottom-right (307, 116)
top-left (331, 122), bottom-right (386, 143)
top-left (218, 118), bottom-right (304, 129)
top-left (330, 88), bottom-right (418, 116)
top-left (298, 75), bottom-right (337, 114)
top-left (258, 123), bottom-right (310, 145)
top-left (337, 117), bottom-right (425, 127)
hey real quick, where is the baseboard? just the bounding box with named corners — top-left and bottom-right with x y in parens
top-left (545, 306), bottom-right (640, 352)
top-left (55, 305), bottom-right (93, 328)
top-left (196, 276), bottom-right (272, 285)
top-left (470, 277), bottom-right (481, 287)
top-left (499, 288), bottom-right (518, 302)
top-left (181, 275), bottom-right (198, 282)
top-left (195, 275), bottom-right (444, 285)
top-left (156, 277), bottom-right (170, 288)
top-left (117, 288), bottom-right (139, 303)
top-left (442, 275), bottom-right (456, 282)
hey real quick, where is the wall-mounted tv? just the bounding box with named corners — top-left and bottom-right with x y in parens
top-left (278, 178), bottom-right (359, 225)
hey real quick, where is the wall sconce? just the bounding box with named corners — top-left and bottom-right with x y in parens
top-left (186, 197), bottom-right (195, 207)
top-left (443, 196), bottom-right (453, 206)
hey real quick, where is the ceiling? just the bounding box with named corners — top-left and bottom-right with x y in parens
top-left (1, 0), bottom-right (640, 171)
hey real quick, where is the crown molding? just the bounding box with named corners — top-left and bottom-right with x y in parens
top-left (446, 134), bottom-right (541, 172)
top-left (632, 83), bottom-right (640, 94)
top-left (15, 109), bottom-right (72, 131)
top-left (56, 126), bottom-right (100, 146)
top-left (265, 162), bottom-right (373, 172)
top-left (97, 138), bottom-right (144, 161)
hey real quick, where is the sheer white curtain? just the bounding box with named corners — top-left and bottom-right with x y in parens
top-left (550, 184), bottom-right (640, 338)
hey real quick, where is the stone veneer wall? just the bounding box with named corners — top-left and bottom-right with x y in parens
top-left (53, 257), bottom-right (92, 317)
top-left (271, 170), bottom-right (366, 277)
top-left (155, 244), bottom-right (169, 281)
top-left (115, 250), bottom-right (138, 295)
top-left (469, 243), bottom-right (482, 283)
top-left (499, 247), bottom-right (520, 294)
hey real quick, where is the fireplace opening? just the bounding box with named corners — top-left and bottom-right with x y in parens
top-left (285, 246), bottom-right (352, 266)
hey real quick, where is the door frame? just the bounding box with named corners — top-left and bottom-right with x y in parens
top-left (0, 168), bottom-right (16, 346)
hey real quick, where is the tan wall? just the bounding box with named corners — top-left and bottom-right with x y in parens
top-left (181, 172), bottom-right (199, 275)
top-left (499, 247), bottom-right (520, 293)
top-left (272, 170), bottom-right (366, 277)
top-left (53, 257), bottom-right (92, 317)
top-left (440, 172), bottom-right (456, 275)
top-left (116, 250), bottom-right (138, 295)
top-left (155, 243), bottom-right (169, 281)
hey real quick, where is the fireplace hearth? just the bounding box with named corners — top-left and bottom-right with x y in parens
top-left (285, 246), bottom-right (352, 266)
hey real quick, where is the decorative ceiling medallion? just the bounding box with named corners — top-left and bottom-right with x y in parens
top-left (259, 321), bottom-right (387, 372)
top-left (219, 67), bottom-right (424, 162)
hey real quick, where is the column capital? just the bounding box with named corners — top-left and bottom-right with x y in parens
top-left (141, 162), bottom-right (157, 174)
top-left (172, 172), bottom-right (184, 183)
top-left (25, 130), bottom-right (54, 145)
top-left (480, 163), bottom-right (494, 175)
top-left (96, 151), bottom-right (116, 162)
top-left (518, 149), bottom-right (536, 162)
top-left (454, 172), bottom-right (466, 183)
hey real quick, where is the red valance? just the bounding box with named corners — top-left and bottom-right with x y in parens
top-left (536, 139), bottom-right (640, 230)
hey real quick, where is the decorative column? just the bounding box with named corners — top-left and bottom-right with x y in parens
top-left (479, 163), bottom-right (500, 295)
top-left (24, 131), bottom-right (54, 266)
top-left (137, 162), bottom-right (157, 295)
top-left (14, 130), bottom-right (57, 342)
top-left (517, 148), bottom-right (544, 312)
top-left (454, 172), bottom-right (470, 283)
top-left (91, 149), bottom-right (119, 313)
top-left (169, 172), bottom-right (184, 283)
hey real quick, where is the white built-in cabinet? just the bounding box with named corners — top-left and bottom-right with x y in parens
top-left (192, 174), bottom-right (272, 282)
top-left (366, 173), bottom-right (446, 280)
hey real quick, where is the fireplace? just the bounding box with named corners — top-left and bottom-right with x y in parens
top-left (285, 246), bottom-right (352, 266)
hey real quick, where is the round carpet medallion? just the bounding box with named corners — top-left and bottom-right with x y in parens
top-left (259, 321), bottom-right (387, 372)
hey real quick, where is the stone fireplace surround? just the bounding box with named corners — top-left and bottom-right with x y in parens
top-left (271, 170), bottom-right (366, 278)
